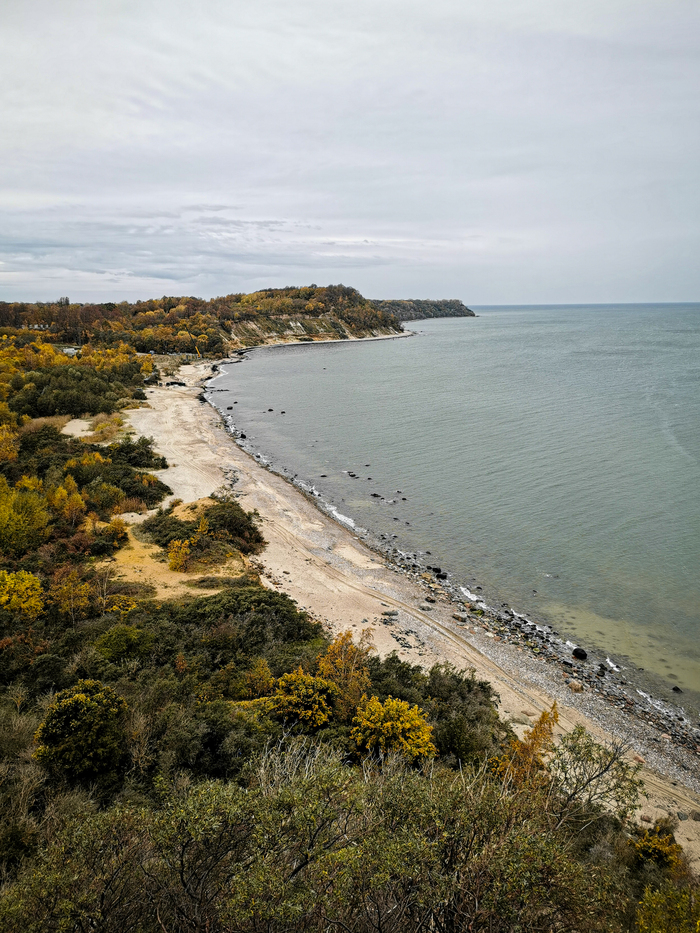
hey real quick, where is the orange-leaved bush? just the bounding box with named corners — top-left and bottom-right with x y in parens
top-left (493, 702), bottom-right (559, 787)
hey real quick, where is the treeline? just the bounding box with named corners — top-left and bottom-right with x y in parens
top-left (0, 324), bottom-right (698, 931)
top-left (374, 298), bottom-right (475, 321)
top-left (0, 285), bottom-right (401, 356)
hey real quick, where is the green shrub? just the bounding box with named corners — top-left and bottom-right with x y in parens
top-left (94, 625), bottom-right (153, 663)
top-left (34, 680), bottom-right (129, 785)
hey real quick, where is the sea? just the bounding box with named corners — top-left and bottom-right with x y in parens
top-left (207, 304), bottom-right (700, 710)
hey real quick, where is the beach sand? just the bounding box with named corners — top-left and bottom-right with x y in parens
top-left (124, 360), bottom-right (700, 867)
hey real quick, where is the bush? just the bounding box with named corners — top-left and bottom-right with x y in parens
top-left (0, 571), bottom-right (44, 621)
top-left (204, 499), bottom-right (265, 554)
top-left (34, 680), bottom-right (129, 785)
top-left (0, 477), bottom-right (51, 558)
top-left (271, 668), bottom-right (340, 728)
top-left (351, 695), bottom-right (436, 762)
top-left (94, 625), bottom-right (153, 663)
top-left (141, 508), bottom-right (196, 548)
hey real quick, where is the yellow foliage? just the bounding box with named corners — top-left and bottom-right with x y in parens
top-left (494, 703), bottom-right (559, 787)
top-left (65, 450), bottom-right (112, 470)
top-left (106, 595), bottom-right (138, 618)
top-left (351, 694), bottom-right (436, 762)
top-left (168, 538), bottom-right (191, 571)
top-left (49, 570), bottom-right (91, 624)
top-left (63, 492), bottom-right (87, 526)
top-left (0, 424), bottom-right (19, 462)
top-left (245, 657), bottom-right (275, 698)
top-left (272, 667), bottom-right (340, 727)
top-left (15, 475), bottom-right (43, 492)
top-left (636, 883), bottom-right (700, 933)
top-left (48, 485), bottom-right (68, 511)
top-left (317, 630), bottom-right (373, 721)
top-left (104, 516), bottom-right (128, 546)
top-left (0, 570), bottom-right (44, 619)
top-left (632, 829), bottom-right (684, 870)
top-left (0, 476), bottom-right (51, 556)
top-left (63, 475), bottom-right (79, 495)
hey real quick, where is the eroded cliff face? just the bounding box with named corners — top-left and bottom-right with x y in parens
top-left (371, 298), bottom-right (475, 321)
top-left (226, 312), bottom-right (403, 349)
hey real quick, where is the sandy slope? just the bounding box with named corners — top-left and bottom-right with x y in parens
top-left (124, 362), bottom-right (700, 866)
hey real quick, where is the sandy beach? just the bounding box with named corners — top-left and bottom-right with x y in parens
top-left (122, 358), bottom-right (700, 867)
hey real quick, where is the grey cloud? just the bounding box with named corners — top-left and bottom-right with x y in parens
top-left (1, 0), bottom-right (698, 302)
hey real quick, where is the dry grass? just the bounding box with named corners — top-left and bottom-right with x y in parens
top-left (85, 413), bottom-right (124, 442)
top-left (116, 497), bottom-right (148, 515)
top-left (20, 415), bottom-right (71, 434)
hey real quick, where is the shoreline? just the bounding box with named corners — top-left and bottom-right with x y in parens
top-left (209, 341), bottom-right (700, 725)
top-left (124, 359), bottom-right (700, 867)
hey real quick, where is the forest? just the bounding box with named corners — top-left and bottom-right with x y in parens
top-left (0, 285), bottom-right (402, 357)
top-left (0, 302), bottom-right (698, 932)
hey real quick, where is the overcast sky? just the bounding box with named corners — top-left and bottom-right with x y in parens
top-left (1, 0), bottom-right (699, 304)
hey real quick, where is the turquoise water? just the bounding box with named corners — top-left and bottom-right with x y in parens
top-left (210, 305), bottom-right (700, 700)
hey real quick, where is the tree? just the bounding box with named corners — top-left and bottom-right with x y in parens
top-left (317, 630), bottom-right (372, 721)
top-left (0, 477), bottom-right (50, 557)
top-left (494, 702), bottom-right (559, 788)
top-left (34, 680), bottom-right (129, 784)
top-left (351, 695), bottom-right (436, 762)
top-left (272, 668), bottom-right (340, 728)
top-left (245, 657), bottom-right (275, 698)
top-left (0, 424), bottom-right (19, 462)
top-left (49, 569), bottom-right (91, 625)
top-left (548, 724), bottom-right (644, 827)
top-left (0, 571), bottom-right (44, 620)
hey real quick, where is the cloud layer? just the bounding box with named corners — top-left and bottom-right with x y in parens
top-left (2, 0), bottom-right (699, 303)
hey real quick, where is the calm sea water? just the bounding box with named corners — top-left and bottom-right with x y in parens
top-left (209, 305), bottom-right (700, 700)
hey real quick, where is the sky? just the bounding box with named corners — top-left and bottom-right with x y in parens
top-left (1, 0), bottom-right (699, 305)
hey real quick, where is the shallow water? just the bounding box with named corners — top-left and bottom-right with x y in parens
top-left (209, 305), bottom-right (700, 703)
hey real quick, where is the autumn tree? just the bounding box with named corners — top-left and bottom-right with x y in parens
top-left (316, 630), bottom-right (373, 721)
top-left (0, 424), bottom-right (19, 462)
top-left (272, 668), bottom-right (340, 728)
top-left (494, 702), bottom-right (559, 788)
top-left (351, 695), bottom-right (436, 762)
top-left (0, 477), bottom-right (50, 557)
top-left (245, 658), bottom-right (275, 698)
top-left (49, 569), bottom-right (91, 625)
top-left (0, 571), bottom-right (44, 621)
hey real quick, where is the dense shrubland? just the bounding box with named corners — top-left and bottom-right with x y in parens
top-left (0, 302), bottom-right (697, 931)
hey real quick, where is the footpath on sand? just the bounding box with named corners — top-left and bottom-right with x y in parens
top-left (123, 361), bottom-right (700, 869)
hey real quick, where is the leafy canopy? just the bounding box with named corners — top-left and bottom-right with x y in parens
top-left (351, 694), bottom-right (436, 762)
top-left (34, 680), bottom-right (129, 783)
